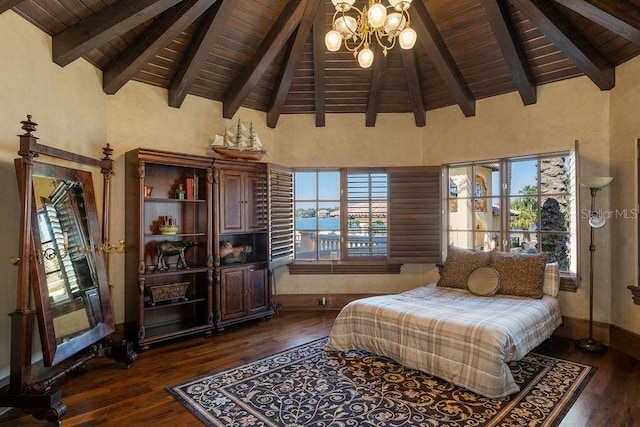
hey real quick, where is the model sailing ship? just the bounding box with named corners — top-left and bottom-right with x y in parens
top-left (211, 119), bottom-right (266, 161)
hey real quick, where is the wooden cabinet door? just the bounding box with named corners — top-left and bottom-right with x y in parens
top-left (247, 265), bottom-right (269, 314)
top-left (219, 169), bottom-right (244, 233)
top-left (220, 267), bottom-right (247, 320)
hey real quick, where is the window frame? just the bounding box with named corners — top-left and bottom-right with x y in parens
top-left (289, 166), bottom-right (441, 274)
top-left (445, 149), bottom-right (578, 291)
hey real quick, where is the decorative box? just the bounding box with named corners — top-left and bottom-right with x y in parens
top-left (147, 282), bottom-right (189, 306)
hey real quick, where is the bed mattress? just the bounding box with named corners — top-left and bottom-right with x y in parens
top-left (324, 283), bottom-right (563, 398)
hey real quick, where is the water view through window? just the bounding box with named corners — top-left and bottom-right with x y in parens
top-left (294, 169), bottom-right (388, 261)
top-left (294, 170), bottom-right (341, 260)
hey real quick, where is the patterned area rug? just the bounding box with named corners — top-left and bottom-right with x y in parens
top-left (168, 337), bottom-right (594, 426)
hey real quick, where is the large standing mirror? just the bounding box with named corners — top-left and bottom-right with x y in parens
top-left (25, 161), bottom-right (115, 366)
top-left (0, 116), bottom-right (132, 423)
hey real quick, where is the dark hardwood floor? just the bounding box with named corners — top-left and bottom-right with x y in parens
top-left (0, 310), bottom-right (638, 426)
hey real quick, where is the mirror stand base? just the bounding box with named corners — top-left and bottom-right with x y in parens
top-left (0, 389), bottom-right (66, 424)
top-left (106, 338), bottom-right (138, 367)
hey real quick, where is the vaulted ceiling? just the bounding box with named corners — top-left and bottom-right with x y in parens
top-left (3, 0), bottom-right (640, 128)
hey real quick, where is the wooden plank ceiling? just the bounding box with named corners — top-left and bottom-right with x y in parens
top-left (3, 0), bottom-right (640, 128)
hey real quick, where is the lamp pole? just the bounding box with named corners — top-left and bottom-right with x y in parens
top-left (576, 186), bottom-right (607, 352)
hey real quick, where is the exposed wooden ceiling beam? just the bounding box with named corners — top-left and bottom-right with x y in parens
top-left (103, 0), bottom-right (215, 95)
top-left (52, 0), bottom-right (182, 67)
top-left (480, 0), bottom-right (536, 105)
top-left (267, 0), bottom-right (322, 129)
top-left (554, 0), bottom-right (640, 45)
top-left (168, 0), bottom-right (228, 108)
top-left (312, 0), bottom-right (327, 127)
top-left (365, 45), bottom-right (388, 127)
top-left (401, 49), bottom-right (426, 127)
top-left (0, 0), bottom-right (23, 14)
top-left (512, 0), bottom-right (615, 90)
top-left (223, 0), bottom-right (308, 119)
top-left (408, 0), bottom-right (476, 117)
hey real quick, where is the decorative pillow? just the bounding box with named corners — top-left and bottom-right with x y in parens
top-left (437, 246), bottom-right (492, 289)
top-left (467, 266), bottom-right (501, 296)
top-left (490, 251), bottom-right (548, 299)
top-left (543, 262), bottom-right (560, 297)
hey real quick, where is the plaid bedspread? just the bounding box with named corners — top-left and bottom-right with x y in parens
top-left (324, 283), bottom-right (562, 398)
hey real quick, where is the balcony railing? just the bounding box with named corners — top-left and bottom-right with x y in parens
top-left (296, 231), bottom-right (386, 260)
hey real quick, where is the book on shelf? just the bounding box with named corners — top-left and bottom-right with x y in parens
top-left (184, 175), bottom-right (199, 200)
top-left (186, 178), bottom-right (194, 200)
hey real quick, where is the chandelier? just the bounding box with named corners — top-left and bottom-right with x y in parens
top-left (325, 0), bottom-right (417, 68)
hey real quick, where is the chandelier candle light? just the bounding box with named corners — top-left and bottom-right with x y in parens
top-left (325, 0), bottom-right (417, 68)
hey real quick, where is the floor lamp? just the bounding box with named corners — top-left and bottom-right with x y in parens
top-left (576, 176), bottom-right (613, 352)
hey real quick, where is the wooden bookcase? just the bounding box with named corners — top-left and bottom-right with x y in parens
top-left (124, 149), bottom-right (214, 349)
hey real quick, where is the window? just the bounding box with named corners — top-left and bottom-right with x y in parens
top-left (290, 166), bottom-right (441, 273)
top-left (346, 170), bottom-right (387, 259)
top-left (446, 151), bottom-right (577, 288)
top-left (294, 170), bottom-right (341, 261)
top-left (294, 169), bottom-right (387, 261)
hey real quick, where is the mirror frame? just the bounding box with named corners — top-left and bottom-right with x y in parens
top-left (0, 116), bottom-right (126, 423)
top-left (24, 161), bottom-right (115, 366)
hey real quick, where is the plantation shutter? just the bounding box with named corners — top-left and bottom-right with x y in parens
top-left (387, 166), bottom-right (441, 263)
top-left (268, 164), bottom-right (295, 269)
top-left (345, 169), bottom-right (388, 259)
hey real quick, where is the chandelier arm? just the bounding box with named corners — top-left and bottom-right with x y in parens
top-left (343, 29), bottom-right (367, 54)
top-left (374, 28), bottom-right (396, 51)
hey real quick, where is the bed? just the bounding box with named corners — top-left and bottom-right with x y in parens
top-left (324, 256), bottom-right (563, 398)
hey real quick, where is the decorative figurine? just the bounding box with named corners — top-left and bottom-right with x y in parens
top-left (157, 240), bottom-right (197, 270)
top-left (219, 240), bottom-right (252, 264)
top-left (175, 183), bottom-right (186, 200)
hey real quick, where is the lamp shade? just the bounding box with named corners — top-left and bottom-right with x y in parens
top-left (335, 15), bottom-right (357, 39)
top-left (579, 176), bottom-right (613, 189)
top-left (384, 13), bottom-right (406, 35)
top-left (399, 27), bottom-right (417, 49)
top-left (389, 0), bottom-right (412, 11)
top-left (332, 0), bottom-right (355, 12)
top-left (358, 47), bottom-right (374, 68)
top-left (325, 30), bottom-right (342, 51)
top-left (368, 3), bottom-right (387, 28)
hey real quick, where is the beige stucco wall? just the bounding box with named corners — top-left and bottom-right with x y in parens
top-left (609, 55), bottom-right (640, 334)
top-left (0, 11), bottom-right (108, 380)
top-left (2, 8), bottom-right (639, 384)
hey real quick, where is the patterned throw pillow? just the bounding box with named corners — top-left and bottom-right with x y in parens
top-left (437, 246), bottom-right (492, 289)
top-left (491, 252), bottom-right (548, 299)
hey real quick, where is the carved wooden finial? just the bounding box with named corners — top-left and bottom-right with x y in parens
top-left (20, 115), bottom-right (38, 136)
top-left (102, 143), bottom-right (114, 161)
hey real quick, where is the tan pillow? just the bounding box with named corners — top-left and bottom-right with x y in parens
top-left (467, 266), bottom-right (501, 296)
top-left (490, 252), bottom-right (548, 299)
top-left (543, 262), bottom-right (560, 297)
top-left (437, 246), bottom-right (492, 289)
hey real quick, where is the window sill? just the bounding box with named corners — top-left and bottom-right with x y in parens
top-left (559, 273), bottom-right (578, 292)
top-left (288, 262), bottom-right (402, 275)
